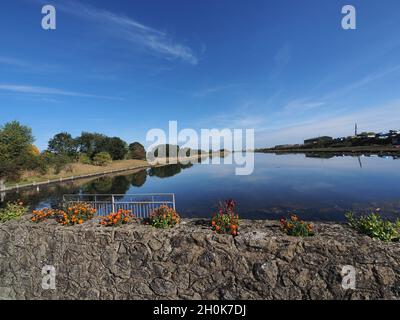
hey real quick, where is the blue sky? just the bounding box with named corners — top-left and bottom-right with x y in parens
top-left (1, 0), bottom-right (400, 150)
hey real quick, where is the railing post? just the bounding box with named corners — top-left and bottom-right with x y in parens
top-left (112, 195), bottom-right (115, 213)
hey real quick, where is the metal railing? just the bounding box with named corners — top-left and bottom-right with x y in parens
top-left (62, 193), bottom-right (176, 218)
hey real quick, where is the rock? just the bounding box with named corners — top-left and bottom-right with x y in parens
top-left (0, 218), bottom-right (399, 300)
top-left (150, 278), bottom-right (177, 296)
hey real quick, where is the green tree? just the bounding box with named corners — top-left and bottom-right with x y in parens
top-left (76, 132), bottom-right (106, 159)
top-left (0, 121), bottom-right (34, 186)
top-left (48, 132), bottom-right (78, 157)
top-left (128, 142), bottom-right (146, 160)
top-left (77, 133), bottom-right (127, 160)
top-left (104, 137), bottom-right (128, 160)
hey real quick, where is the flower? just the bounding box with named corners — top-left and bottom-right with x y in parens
top-left (148, 206), bottom-right (180, 229)
top-left (280, 214), bottom-right (314, 237)
top-left (211, 199), bottom-right (240, 236)
top-left (99, 210), bottom-right (134, 227)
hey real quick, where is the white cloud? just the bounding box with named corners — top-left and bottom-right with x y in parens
top-left (0, 55), bottom-right (60, 72)
top-left (0, 56), bottom-right (28, 68)
top-left (256, 100), bottom-right (400, 147)
top-left (282, 99), bottom-right (326, 113)
top-left (33, 0), bottom-right (198, 65)
top-left (194, 84), bottom-right (244, 97)
top-left (0, 84), bottom-right (121, 100)
top-left (270, 43), bottom-right (291, 78)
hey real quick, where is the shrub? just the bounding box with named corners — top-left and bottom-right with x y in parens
top-left (92, 152), bottom-right (112, 166)
top-left (280, 214), bottom-right (314, 237)
top-left (211, 199), bottom-right (239, 236)
top-left (100, 209), bottom-right (134, 227)
top-left (345, 212), bottom-right (400, 242)
top-left (31, 208), bottom-right (57, 223)
top-left (0, 201), bottom-right (28, 223)
top-left (79, 153), bottom-right (91, 165)
top-left (57, 202), bottom-right (96, 226)
top-left (148, 205), bottom-right (180, 229)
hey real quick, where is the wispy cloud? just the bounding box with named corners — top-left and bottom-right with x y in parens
top-left (0, 84), bottom-right (121, 100)
top-left (277, 64), bottom-right (400, 116)
top-left (0, 56), bottom-right (29, 68)
top-left (0, 55), bottom-right (60, 72)
top-left (32, 0), bottom-right (198, 65)
top-left (194, 84), bottom-right (244, 97)
top-left (282, 99), bottom-right (326, 113)
top-left (199, 101), bottom-right (265, 128)
top-left (270, 43), bottom-right (291, 79)
top-left (257, 100), bottom-right (400, 147)
top-left (322, 64), bottom-right (400, 101)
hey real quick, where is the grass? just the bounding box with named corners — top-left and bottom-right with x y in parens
top-left (7, 159), bottom-right (149, 187)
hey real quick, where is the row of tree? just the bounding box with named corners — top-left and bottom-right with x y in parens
top-left (47, 132), bottom-right (146, 161)
top-left (0, 121), bottom-right (146, 187)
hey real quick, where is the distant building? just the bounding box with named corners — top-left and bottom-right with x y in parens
top-left (357, 132), bottom-right (376, 138)
top-left (304, 136), bottom-right (333, 145)
top-left (377, 133), bottom-right (390, 140)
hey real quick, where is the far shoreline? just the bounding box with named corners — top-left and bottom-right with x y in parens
top-left (256, 145), bottom-right (400, 156)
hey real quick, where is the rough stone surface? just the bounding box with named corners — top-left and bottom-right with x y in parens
top-left (0, 216), bottom-right (399, 300)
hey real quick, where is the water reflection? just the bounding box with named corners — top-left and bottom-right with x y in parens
top-left (1, 164), bottom-right (192, 210)
top-left (149, 163), bottom-right (193, 178)
top-left (2, 154), bottom-right (400, 221)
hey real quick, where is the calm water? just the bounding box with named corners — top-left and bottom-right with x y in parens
top-left (2, 153), bottom-right (400, 221)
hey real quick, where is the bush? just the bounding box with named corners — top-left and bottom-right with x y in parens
top-left (280, 215), bottom-right (314, 237)
top-left (0, 201), bottom-right (28, 223)
top-left (100, 209), bottom-right (134, 227)
top-left (345, 212), bottom-right (400, 242)
top-left (57, 203), bottom-right (96, 226)
top-left (93, 152), bottom-right (112, 166)
top-left (211, 199), bottom-right (239, 236)
top-left (79, 153), bottom-right (91, 165)
top-left (147, 205), bottom-right (180, 229)
top-left (52, 154), bottom-right (73, 174)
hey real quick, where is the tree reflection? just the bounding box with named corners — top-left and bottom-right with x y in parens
top-left (149, 163), bottom-right (193, 178)
top-left (131, 169), bottom-right (147, 187)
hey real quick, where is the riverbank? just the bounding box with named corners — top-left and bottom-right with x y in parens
top-left (0, 216), bottom-right (399, 300)
top-left (2, 153), bottom-right (222, 192)
top-left (2, 159), bottom-right (150, 192)
top-left (257, 145), bottom-right (400, 155)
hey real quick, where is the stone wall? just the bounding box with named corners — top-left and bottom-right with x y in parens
top-left (0, 216), bottom-right (399, 300)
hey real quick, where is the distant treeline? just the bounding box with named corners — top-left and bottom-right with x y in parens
top-left (0, 121), bottom-right (146, 186)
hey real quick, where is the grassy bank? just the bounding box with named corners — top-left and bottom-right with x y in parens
top-left (6, 159), bottom-right (149, 187)
top-left (4, 152), bottom-right (224, 189)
